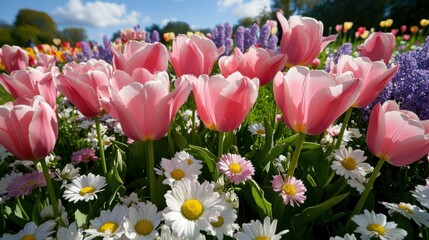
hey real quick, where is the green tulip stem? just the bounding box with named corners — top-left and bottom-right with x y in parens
top-left (347, 158), bottom-right (385, 229)
top-left (147, 140), bottom-right (156, 204)
top-left (40, 159), bottom-right (61, 225)
top-left (95, 117), bottom-right (107, 174)
top-left (218, 131), bottom-right (225, 158)
top-left (287, 132), bottom-right (305, 177)
top-left (334, 107), bottom-right (353, 150)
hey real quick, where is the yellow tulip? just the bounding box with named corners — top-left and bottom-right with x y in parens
top-left (385, 19), bottom-right (393, 27)
top-left (343, 21), bottom-right (353, 30)
top-left (420, 19), bottom-right (429, 27)
top-left (360, 30), bottom-right (370, 39)
top-left (380, 21), bottom-right (386, 28)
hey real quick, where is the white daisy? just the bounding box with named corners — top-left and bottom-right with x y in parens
top-left (173, 151), bottom-right (203, 172)
top-left (329, 233), bottom-right (357, 240)
top-left (161, 157), bottom-right (200, 186)
top-left (63, 173), bottom-right (106, 203)
top-left (124, 201), bottom-right (163, 239)
top-left (55, 163), bottom-right (80, 184)
top-left (0, 171), bottom-right (22, 199)
top-left (331, 147), bottom-right (372, 181)
top-left (157, 224), bottom-right (206, 240)
top-left (347, 178), bottom-right (366, 194)
top-left (84, 204), bottom-right (128, 240)
top-left (234, 216), bottom-right (289, 240)
top-left (163, 179), bottom-right (224, 240)
top-left (273, 154), bottom-right (288, 174)
top-left (411, 179), bottom-right (429, 209)
top-left (351, 209), bottom-right (407, 240)
top-left (40, 200), bottom-right (69, 226)
top-left (205, 203), bottom-right (239, 240)
top-left (1, 220), bottom-right (56, 240)
top-left (381, 201), bottom-right (429, 227)
top-left (248, 123), bottom-right (266, 136)
top-left (56, 222), bottom-right (84, 240)
top-left (120, 192), bottom-right (140, 207)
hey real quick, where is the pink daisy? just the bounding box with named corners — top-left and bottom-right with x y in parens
top-left (8, 171), bottom-right (46, 198)
top-left (272, 174), bottom-right (307, 207)
top-left (217, 153), bottom-right (255, 185)
top-left (71, 148), bottom-right (98, 165)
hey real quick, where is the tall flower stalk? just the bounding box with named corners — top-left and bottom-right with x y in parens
top-left (95, 117), bottom-right (107, 174)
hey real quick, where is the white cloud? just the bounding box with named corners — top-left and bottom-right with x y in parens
top-left (217, 0), bottom-right (271, 18)
top-left (160, 17), bottom-right (177, 27)
top-left (53, 0), bottom-right (140, 28)
top-left (143, 16), bottom-right (152, 24)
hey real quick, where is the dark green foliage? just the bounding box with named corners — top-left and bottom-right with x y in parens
top-left (162, 21), bottom-right (191, 35)
top-left (61, 27), bottom-right (88, 44)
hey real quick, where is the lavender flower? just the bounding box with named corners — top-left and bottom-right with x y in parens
top-left (258, 23), bottom-right (270, 48)
top-left (152, 30), bottom-right (160, 42)
top-left (249, 23), bottom-right (259, 46)
top-left (211, 23), bottom-right (233, 55)
top-left (235, 26), bottom-right (245, 53)
top-left (80, 41), bottom-right (93, 61)
top-left (145, 31), bottom-right (151, 43)
top-left (363, 37), bottom-right (429, 120)
top-left (243, 28), bottom-right (252, 52)
top-left (267, 35), bottom-right (278, 51)
top-left (97, 35), bottom-right (113, 64)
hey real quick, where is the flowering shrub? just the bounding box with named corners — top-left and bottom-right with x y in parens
top-left (0, 12), bottom-right (429, 240)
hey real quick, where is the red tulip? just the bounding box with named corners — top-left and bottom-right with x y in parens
top-left (359, 32), bottom-right (395, 64)
top-left (1, 45), bottom-right (29, 73)
top-left (218, 46), bottom-right (287, 86)
top-left (332, 55), bottom-right (399, 108)
top-left (111, 40), bottom-right (168, 75)
top-left (0, 68), bottom-right (57, 110)
top-left (276, 12), bottom-right (337, 67)
top-left (0, 96), bottom-right (58, 160)
top-left (367, 101), bottom-right (429, 166)
top-left (109, 69), bottom-right (191, 141)
top-left (273, 66), bottom-right (361, 135)
top-left (169, 34), bottom-right (224, 77)
top-left (187, 72), bottom-right (259, 132)
top-left (57, 59), bottom-right (113, 118)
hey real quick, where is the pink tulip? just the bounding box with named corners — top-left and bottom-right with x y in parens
top-left (187, 72), bottom-right (259, 132)
top-left (367, 101), bottom-right (429, 167)
top-left (109, 69), bottom-right (191, 141)
top-left (273, 66), bottom-right (361, 135)
top-left (359, 32), bottom-right (395, 64)
top-left (332, 55), bottom-right (399, 108)
top-left (111, 40), bottom-right (168, 75)
top-left (1, 45), bottom-right (29, 73)
top-left (57, 59), bottom-right (113, 118)
top-left (0, 68), bottom-right (57, 110)
top-left (170, 34), bottom-right (225, 77)
top-left (0, 96), bottom-right (58, 160)
top-left (218, 46), bottom-right (287, 86)
top-left (35, 53), bottom-right (58, 74)
top-left (276, 12), bottom-right (337, 67)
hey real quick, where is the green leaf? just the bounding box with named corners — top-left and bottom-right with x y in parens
top-left (302, 142), bottom-right (322, 149)
top-left (171, 127), bottom-right (188, 150)
top-left (307, 174), bottom-right (317, 188)
top-left (241, 179), bottom-right (272, 218)
top-left (75, 209), bottom-right (87, 228)
top-left (291, 192), bottom-right (349, 237)
top-left (187, 145), bottom-right (217, 174)
top-left (252, 118), bottom-right (274, 165)
top-left (259, 143), bottom-right (287, 168)
top-left (112, 149), bottom-right (126, 185)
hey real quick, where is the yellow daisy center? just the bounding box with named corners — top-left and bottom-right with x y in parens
top-left (79, 186), bottom-right (95, 196)
top-left (256, 129), bottom-right (265, 135)
top-left (255, 236), bottom-right (270, 240)
top-left (281, 183), bottom-right (296, 196)
top-left (211, 216), bottom-right (224, 228)
top-left (367, 223), bottom-right (386, 235)
top-left (170, 169), bottom-right (185, 180)
top-left (398, 204), bottom-right (414, 214)
top-left (341, 157), bottom-right (357, 171)
top-left (187, 158), bottom-right (193, 165)
top-left (134, 219), bottom-right (154, 236)
top-left (21, 235), bottom-right (36, 240)
top-left (98, 221), bottom-right (118, 233)
top-left (181, 198), bottom-right (204, 220)
top-left (229, 163), bottom-right (242, 174)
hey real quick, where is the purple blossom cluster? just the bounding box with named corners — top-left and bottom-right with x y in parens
top-left (235, 22), bottom-right (278, 53)
top-left (211, 22), bottom-right (233, 56)
top-left (325, 42), bottom-right (353, 72)
top-left (363, 37), bottom-right (429, 120)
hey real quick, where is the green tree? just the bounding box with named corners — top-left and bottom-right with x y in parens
top-left (162, 21), bottom-right (191, 35)
top-left (14, 9), bottom-right (56, 34)
top-left (61, 28), bottom-right (87, 45)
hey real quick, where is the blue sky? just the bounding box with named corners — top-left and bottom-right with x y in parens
top-left (0, 0), bottom-right (272, 43)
